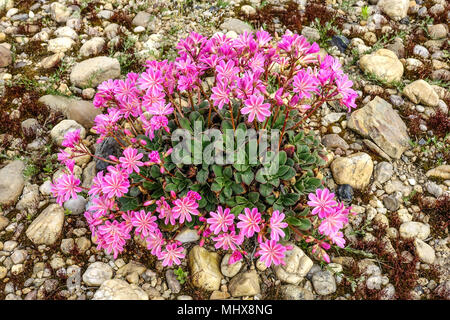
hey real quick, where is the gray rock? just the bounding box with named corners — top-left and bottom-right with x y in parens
top-left (274, 242), bottom-right (313, 285)
top-left (174, 228), bottom-right (200, 243)
top-left (93, 279), bottom-right (148, 300)
top-left (228, 270), bottom-right (260, 297)
top-left (383, 195), bottom-right (399, 211)
top-left (220, 18), bottom-right (252, 34)
top-left (301, 27), bottom-right (320, 41)
top-left (399, 222), bottom-right (430, 240)
top-left (348, 96), bottom-right (410, 159)
top-left (10, 249), bottom-right (27, 264)
top-left (321, 134), bottom-right (349, 150)
top-left (220, 253), bottom-right (243, 278)
top-left (0, 43), bottom-right (12, 67)
top-left (0, 160), bottom-right (25, 207)
top-left (26, 204), bottom-right (65, 245)
top-left (70, 56), bottom-right (120, 88)
top-left (425, 181), bottom-right (443, 198)
top-left (50, 119), bottom-right (86, 146)
top-left (378, 0), bottom-right (409, 20)
top-left (132, 11), bottom-right (152, 27)
top-left (50, 2), bottom-right (73, 23)
top-left (64, 196), bottom-right (86, 215)
top-left (165, 269), bottom-right (181, 294)
top-left (281, 285), bottom-right (314, 300)
top-left (312, 271), bottom-right (337, 295)
top-left (79, 37), bottom-right (105, 57)
top-left (414, 239), bottom-right (435, 264)
top-left (83, 262), bottom-right (113, 286)
top-left (374, 162), bottom-right (394, 184)
top-left (413, 45), bottom-right (429, 59)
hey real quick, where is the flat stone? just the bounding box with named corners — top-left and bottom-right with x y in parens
top-left (281, 285), bottom-right (314, 300)
top-left (188, 246), bottom-right (222, 291)
top-left (312, 270), bottom-right (337, 295)
top-left (0, 160), bottom-right (25, 207)
top-left (321, 134), bottom-right (349, 150)
top-left (378, 0), bottom-right (409, 20)
top-left (220, 253), bottom-right (243, 278)
top-left (403, 80), bottom-right (439, 107)
top-left (359, 49), bottom-right (403, 83)
top-left (66, 100), bottom-right (101, 129)
top-left (331, 152), bottom-right (373, 190)
top-left (228, 270), bottom-right (260, 297)
top-left (414, 239), bottom-right (435, 264)
top-left (274, 242), bottom-right (313, 285)
top-left (48, 37), bottom-right (75, 53)
top-left (70, 56), bottom-right (120, 88)
top-left (83, 262), bottom-right (113, 286)
top-left (174, 228), bottom-right (200, 243)
top-left (399, 222), bottom-right (430, 240)
top-left (220, 18), bottom-right (252, 34)
top-left (0, 43), bottom-right (12, 67)
top-left (26, 204), bottom-right (65, 245)
top-left (427, 24), bottom-right (448, 40)
top-left (348, 96), bottom-right (410, 159)
top-left (79, 37), bottom-right (105, 57)
top-left (50, 119), bottom-right (86, 146)
top-left (426, 165), bottom-right (450, 180)
top-left (132, 11), bottom-right (152, 27)
top-left (374, 162), bottom-right (394, 184)
top-left (93, 279), bottom-right (148, 300)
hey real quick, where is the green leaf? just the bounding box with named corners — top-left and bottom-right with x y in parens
top-left (118, 197), bottom-right (140, 211)
top-left (223, 186), bottom-right (232, 198)
top-left (255, 168), bottom-right (267, 184)
top-left (241, 170), bottom-right (254, 185)
top-left (286, 216), bottom-right (312, 231)
top-left (281, 193), bottom-right (300, 206)
top-left (231, 183), bottom-right (244, 194)
top-left (165, 183), bottom-right (178, 191)
top-left (223, 166), bottom-right (233, 179)
top-left (280, 167), bottom-right (296, 180)
top-left (230, 205), bottom-right (246, 216)
top-left (179, 117), bottom-right (192, 132)
top-left (259, 184), bottom-right (273, 197)
top-left (212, 165), bottom-right (223, 177)
top-left (248, 192), bottom-right (260, 203)
top-left (211, 182), bottom-right (222, 192)
top-left (196, 169), bottom-right (209, 184)
top-left (150, 165), bottom-right (161, 178)
top-left (278, 151), bottom-right (287, 165)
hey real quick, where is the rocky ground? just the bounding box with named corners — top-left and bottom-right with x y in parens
top-left (0, 0), bottom-right (449, 300)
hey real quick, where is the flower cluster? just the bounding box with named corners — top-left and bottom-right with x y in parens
top-left (50, 30), bottom-right (357, 267)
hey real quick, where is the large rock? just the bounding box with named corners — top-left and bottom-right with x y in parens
top-left (50, 2), bottom-right (73, 23)
top-left (312, 270), bottom-right (337, 295)
top-left (414, 239), bottom-right (435, 264)
top-left (26, 204), bottom-right (64, 245)
top-left (93, 279), bottom-right (148, 300)
top-left (221, 253), bottom-right (243, 278)
top-left (83, 262), bottom-right (113, 286)
top-left (188, 246), bottom-right (222, 291)
top-left (403, 80), bottom-right (439, 107)
top-left (0, 43), bottom-right (12, 67)
top-left (359, 49), bottom-right (403, 83)
top-left (79, 37), bottom-right (105, 57)
top-left (378, 0), bottom-right (409, 21)
top-left (426, 165), bottom-right (450, 180)
top-left (48, 37), bottom-right (75, 53)
top-left (70, 56), bottom-right (120, 88)
top-left (399, 222), bottom-right (430, 240)
top-left (220, 18), bottom-right (253, 34)
top-left (0, 160), bottom-right (25, 207)
top-left (280, 285), bottom-right (314, 300)
top-left (348, 96), bottom-right (410, 159)
top-left (228, 270), bottom-right (260, 297)
top-left (274, 242), bottom-right (313, 285)
top-left (331, 153), bottom-right (373, 190)
top-left (50, 119), bottom-right (86, 146)
top-left (66, 100), bottom-right (101, 129)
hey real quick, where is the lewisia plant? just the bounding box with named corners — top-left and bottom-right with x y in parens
top-left (51, 30), bottom-right (357, 267)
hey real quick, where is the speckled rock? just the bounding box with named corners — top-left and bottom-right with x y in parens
top-left (331, 153), bottom-right (373, 190)
top-left (93, 279), bottom-right (148, 300)
top-left (228, 270), bottom-right (260, 297)
top-left (0, 160), bottom-right (25, 207)
top-left (274, 242), bottom-right (313, 285)
top-left (26, 204), bottom-right (64, 245)
top-left (188, 246), bottom-right (222, 291)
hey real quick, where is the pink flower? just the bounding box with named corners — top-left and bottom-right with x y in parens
top-left (97, 220), bottom-right (131, 259)
top-left (146, 228), bottom-right (165, 256)
top-left (211, 81), bottom-right (230, 110)
top-left (61, 129), bottom-right (81, 149)
top-left (241, 95), bottom-right (271, 122)
top-left (255, 240), bottom-right (288, 268)
top-left (119, 147), bottom-right (144, 174)
top-left (292, 69), bottom-right (319, 99)
top-left (160, 243), bottom-right (185, 266)
top-left (131, 210), bottom-right (157, 238)
top-left (138, 68), bottom-right (163, 92)
top-left (237, 207), bottom-right (262, 238)
top-left (269, 210), bottom-right (288, 241)
top-left (156, 197), bottom-right (176, 225)
top-left (229, 250), bottom-right (243, 264)
top-left (89, 196), bottom-right (116, 217)
top-left (146, 101), bottom-right (174, 116)
top-left (102, 171), bottom-right (130, 199)
top-left (307, 188), bottom-right (337, 219)
top-left (318, 208), bottom-right (348, 237)
top-left (51, 174), bottom-right (82, 205)
top-left (172, 196), bottom-right (200, 224)
top-left (329, 231), bottom-right (346, 248)
top-left (207, 206), bottom-right (235, 234)
top-left (212, 231), bottom-right (243, 251)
